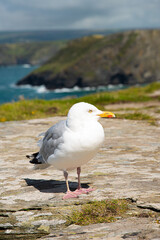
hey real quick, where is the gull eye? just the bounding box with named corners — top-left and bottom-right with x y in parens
top-left (88, 109), bottom-right (93, 113)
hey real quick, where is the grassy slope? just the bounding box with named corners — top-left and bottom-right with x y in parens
top-left (0, 41), bottom-right (66, 65)
top-left (0, 82), bottom-right (160, 122)
top-left (30, 30), bottom-right (160, 86)
top-left (33, 33), bottom-right (134, 75)
top-left (33, 36), bottom-right (104, 74)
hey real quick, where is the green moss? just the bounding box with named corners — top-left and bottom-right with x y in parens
top-left (66, 199), bottom-right (128, 226)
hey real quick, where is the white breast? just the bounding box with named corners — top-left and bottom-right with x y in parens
top-left (48, 121), bottom-right (104, 171)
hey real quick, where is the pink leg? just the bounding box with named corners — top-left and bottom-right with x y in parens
top-left (63, 171), bottom-right (78, 200)
top-left (74, 167), bottom-right (95, 195)
top-left (63, 190), bottom-right (78, 199)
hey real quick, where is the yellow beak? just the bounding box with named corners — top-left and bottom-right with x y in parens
top-left (98, 111), bottom-right (115, 118)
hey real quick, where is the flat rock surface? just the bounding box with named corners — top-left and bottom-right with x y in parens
top-left (1, 115), bottom-right (160, 239)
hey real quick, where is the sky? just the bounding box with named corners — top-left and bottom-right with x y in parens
top-left (0, 0), bottom-right (160, 31)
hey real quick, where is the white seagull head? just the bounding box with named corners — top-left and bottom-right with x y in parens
top-left (67, 102), bottom-right (115, 129)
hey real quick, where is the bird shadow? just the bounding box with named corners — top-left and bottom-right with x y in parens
top-left (24, 178), bottom-right (89, 193)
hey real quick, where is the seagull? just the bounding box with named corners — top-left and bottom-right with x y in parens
top-left (27, 102), bottom-right (115, 199)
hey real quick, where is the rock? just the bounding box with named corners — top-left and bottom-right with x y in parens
top-left (1, 113), bottom-right (160, 239)
top-left (42, 218), bottom-right (160, 239)
top-left (0, 223), bottom-right (13, 230)
top-left (137, 202), bottom-right (160, 212)
top-left (32, 219), bottom-right (66, 227)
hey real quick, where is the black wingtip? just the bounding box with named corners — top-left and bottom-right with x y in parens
top-left (26, 152), bottom-right (42, 164)
top-left (30, 158), bottom-right (42, 164)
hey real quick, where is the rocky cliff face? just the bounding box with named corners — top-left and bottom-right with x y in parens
top-left (16, 30), bottom-right (160, 89)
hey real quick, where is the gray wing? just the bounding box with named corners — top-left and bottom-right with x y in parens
top-left (38, 120), bottom-right (66, 163)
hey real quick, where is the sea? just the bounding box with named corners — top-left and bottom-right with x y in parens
top-left (0, 65), bottom-right (125, 104)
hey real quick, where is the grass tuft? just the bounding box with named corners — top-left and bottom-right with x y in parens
top-left (66, 199), bottom-right (128, 226)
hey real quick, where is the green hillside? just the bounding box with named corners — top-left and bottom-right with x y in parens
top-left (17, 30), bottom-right (160, 89)
top-left (0, 41), bottom-right (66, 65)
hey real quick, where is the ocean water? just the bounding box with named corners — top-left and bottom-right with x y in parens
top-left (0, 65), bottom-right (125, 104)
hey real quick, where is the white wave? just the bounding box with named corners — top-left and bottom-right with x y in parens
top-left (73, 86), bottom-right (81, 91)
top-left (83, 86), bottom-right (96, 91)
top-left (118, 84), bottom-right (124, 88)
top-left (14, 83), bottom-right (125, 94)
top-left (42, 85), bottom-right (124, 93)
top-left (54, 87), bottom-right (78, 93)
top-left (108, 84), bottom-right (115, 90)
top-left (22, 84), bottom-right (49, 93)
top-left (22, 64), bottom-right (31, 68)
top-left (14, 84), bottom-right (34, 89)
top-left (107, 84), bottom-right (124, 90)
top-left (14, 84), bottom-right (96, 93)
top-left (11, 83), bottom-right (49, 93)
top-left (36, 85), bottom-right (48, 93)
top-left (10, 83), bottom-right (33, 89)
top-left (97, 86), bottom-right (107, 91)
top-left (54, 85), bottom-right (97, 93)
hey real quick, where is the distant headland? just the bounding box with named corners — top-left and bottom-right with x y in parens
top-left (16, 29), bottom-right (160, 89)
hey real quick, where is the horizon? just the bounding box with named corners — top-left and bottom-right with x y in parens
top-left (1, 26), bottom-right (160, 33)
top-left (0, 27), bottom-right (160, 44)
